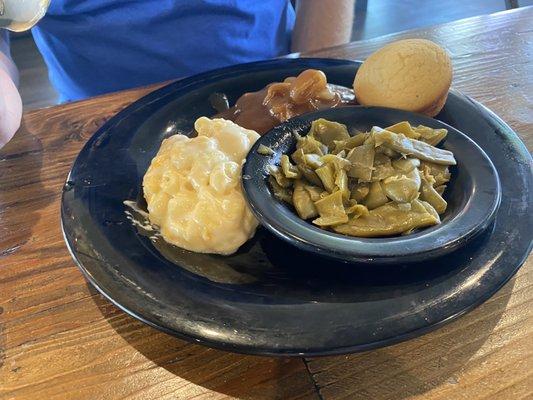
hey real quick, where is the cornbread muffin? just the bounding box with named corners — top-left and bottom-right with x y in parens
top-left (354, 39), bottom-right (452, 116)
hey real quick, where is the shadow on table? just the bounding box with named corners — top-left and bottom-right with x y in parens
top-left (88, 283), bottom-right (317, 400)
top-left (307, 277), bottom-right (516, 400)
top-left (88, 274), bottom-right (514, 400)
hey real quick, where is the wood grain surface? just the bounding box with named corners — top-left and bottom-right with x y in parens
top-left (1, 7), bottom-right (532, 400)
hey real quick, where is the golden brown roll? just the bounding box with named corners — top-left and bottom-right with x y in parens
top-left (353, 39), bottom-right (453, 117)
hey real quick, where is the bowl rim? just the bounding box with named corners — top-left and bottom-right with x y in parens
top-left (242, 105), bottom-right (502, 264)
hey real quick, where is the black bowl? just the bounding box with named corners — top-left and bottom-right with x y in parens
top-left (243, 106), bottom-right (501, 264)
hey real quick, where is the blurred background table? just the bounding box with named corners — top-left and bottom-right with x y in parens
top-left (1, 7), bottom-right (531, 400)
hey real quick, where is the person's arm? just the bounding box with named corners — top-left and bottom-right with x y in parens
top-left (291, 0), bottom-right (355, 53)
top-left (0, 30), bottom-right (22, 148)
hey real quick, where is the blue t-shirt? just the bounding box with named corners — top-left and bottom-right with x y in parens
top-left (32, 0), bottom-right (295, 102)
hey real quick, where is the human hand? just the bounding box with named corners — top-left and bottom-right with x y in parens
top-left (0, 66), bottom-right (22, 148)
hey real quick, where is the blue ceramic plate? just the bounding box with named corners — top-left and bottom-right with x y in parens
top-left (61, 59), bottom-right (532, 356)
top-left (243, 106), bottom-right (501, 264)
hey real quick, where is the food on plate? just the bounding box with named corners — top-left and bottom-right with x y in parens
top-left (257, 144), bottom-right (275, 156)
top-left (216, 69), bottom-right (355, 134)
top-left (267, 118), bottom-right (456, 237)
top-left (143, 117), bottom-right (259, 255)
top-left (353, 39), bottom-right (452, 117)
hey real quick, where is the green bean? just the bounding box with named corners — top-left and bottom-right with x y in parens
top-left (372, 153), bottom-right (396, 181)
top-left (269, 176), bottom-right (293, 203)
top-left (303, 153), bottom-right (323, 169)
top-left (313, 190), bottom-right (349, 227)
top-left (268, 165), bottom-right (291, 188)
top-left (333, 199), bottom-right (439, 237)
top-left (419, 161), bottom-right (451, 186)
top-left (332, 133), bottom-right (367, 154)
top-left (308, 118), bottom-right (350, 149)
top-left (315, 163), bottom-right (336, 193)
top-left (267, 118), bottom-right (455, 237)
top-left (435, 185), bottom-right (447, 196)
top-left (297, 134), bottom-right (328, 155)
top-left (257, 144), bottom-right (275, 155)
top-left (292, 181), bottom-right (318, 219)
top-left (392, 157), bottom-right (420, 173)
top-left (381, 168), bottom-right (421, 203)
top-left (420, 177), bottom-right (448, 214)
top-left (304, 184), bottom-right (324, 201)
top-left (373, 127), bottom-right (456, 165)
top-left (346, 143), bottom-right (375, 181)
top-left (364, 181), bottom-right (389, 210)
top-left (414, 125), bottom-right (448, 146)
top-left (280, 155), bottom-right (300, 179)
top-left (351, 182), bottom-right (370, 203)
top-left (297, 164), bottom-right (324, 187)
top-left (386, 121), bottom-right (421, 139)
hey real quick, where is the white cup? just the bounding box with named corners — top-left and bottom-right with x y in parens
top-left (0, 0), bottom-right (51, 32)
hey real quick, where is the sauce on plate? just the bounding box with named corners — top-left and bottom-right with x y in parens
top-left (216, 69), bottom-right (355, 134)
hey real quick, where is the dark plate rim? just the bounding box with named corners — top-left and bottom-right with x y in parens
top-left (60, 58), bottom-right (532, 356)
top-left (61, 213), bottom-right (529, 357)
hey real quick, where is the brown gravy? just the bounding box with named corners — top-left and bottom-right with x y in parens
top-left (216, 69), bottom-right (355, 134)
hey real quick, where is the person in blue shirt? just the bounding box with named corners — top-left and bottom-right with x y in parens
top-left (0, 0), bottom-right (354, 147)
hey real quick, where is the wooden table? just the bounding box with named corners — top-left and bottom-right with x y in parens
top-left (1, 7), bottom-right (531, 400)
